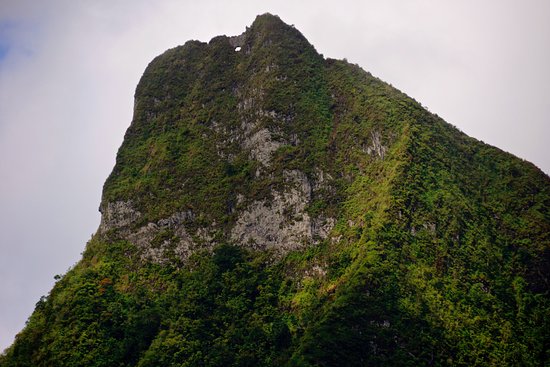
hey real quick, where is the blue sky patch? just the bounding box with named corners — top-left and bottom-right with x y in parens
top-left (0, 20), bottom-right (17, 62)
top-left (0, 42), bottom-right (10, 61)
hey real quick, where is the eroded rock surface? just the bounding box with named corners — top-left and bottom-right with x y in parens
top-left (231, 169), bottom-right (334, 253)
top-left (99, 203), bottom-right (201, 263)
top-left (99, 168), bottom-right (335, 263)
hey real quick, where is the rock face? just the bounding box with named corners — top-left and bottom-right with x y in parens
top-left (3, 13), bottom-right (549, 367)
top-left (230, 169), bottom-right (334, 253)
top-left (99, 167), bottom-right (334, 261)
top-left (99, 200), bottom-right (141, 232)
top-left (100, 202), bottom-right (200, 263)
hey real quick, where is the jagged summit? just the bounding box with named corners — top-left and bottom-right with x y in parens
top-left (2, 14), bottom-right (548, 367)
top-left (227, 13), bottom-right (309, 48)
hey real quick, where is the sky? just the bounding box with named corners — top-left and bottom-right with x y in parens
top-left (1, 0), bottom-right (549, 352)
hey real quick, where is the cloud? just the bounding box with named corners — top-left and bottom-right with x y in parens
top-left (0, 0), bottom-right (549, 351)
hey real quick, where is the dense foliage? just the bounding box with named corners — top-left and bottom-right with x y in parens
top-left (2, 14), bottom-right (548, 366)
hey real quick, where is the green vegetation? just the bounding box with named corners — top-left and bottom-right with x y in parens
top-left (2, 13), bottom-right (548, 366)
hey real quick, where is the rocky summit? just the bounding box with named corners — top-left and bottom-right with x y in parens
top-left (1, 14), bottom-right (549, 366)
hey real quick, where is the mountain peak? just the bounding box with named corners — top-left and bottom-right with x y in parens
top-left (2, 14), bottom-right (549, 367)
top-left (247, 13), bottom-right (296, 36)
top-left (225, 13), bottom-right (315, 56)
top-left (251, 12), bottom-right (286, 26)
top-left (101, 13), bottom-right (332, 260)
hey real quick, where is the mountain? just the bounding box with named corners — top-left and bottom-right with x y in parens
top-left (1, 13), bottom-right (548, 366)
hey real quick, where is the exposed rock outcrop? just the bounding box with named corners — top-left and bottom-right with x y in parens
top-left (99, 202), bottom-right (201, 263)
top-left (231, 169), bottom-right (334, 253)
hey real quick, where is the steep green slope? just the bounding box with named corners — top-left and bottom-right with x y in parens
top-left (2, 14), bottom-right (548, 367)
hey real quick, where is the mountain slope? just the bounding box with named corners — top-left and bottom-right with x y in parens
top-left (2, 14), bottom-right (548, 366)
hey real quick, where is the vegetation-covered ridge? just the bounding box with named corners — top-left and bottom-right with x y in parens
top-left (2, 13), bottom-right (549, 366)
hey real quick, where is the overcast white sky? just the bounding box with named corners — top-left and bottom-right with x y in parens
top-left (1, 0), bottom-right (549, 351)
